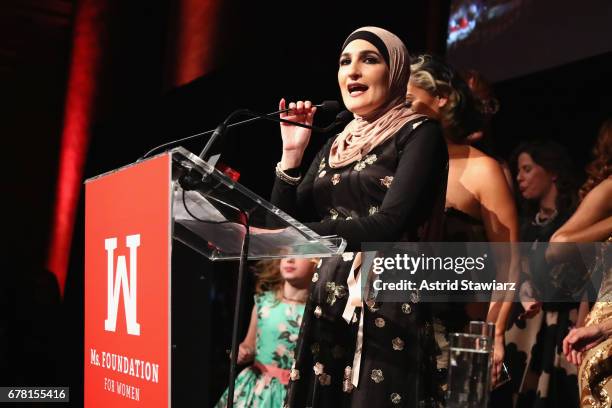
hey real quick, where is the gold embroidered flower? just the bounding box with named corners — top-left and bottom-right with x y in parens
top-left (369, 205), bottom-right (379, 215)
top-left (390, 393), bottom-right (402, 404)
top-left (364, 154), bottom-right (377, 165)
top-left (371, 369), bottom-right (384, 383)
top-left (392, 337), bottom-right (405, 351)
top-left (313, 362), bottom-right (324, 375)
top-left (325, 282), bottom-right (347, 306)
top-left (410, 291), bottom-right (420, 303)
top-left (312, 272), bottom-right (319, 283)
top-left (380, 176), bottom-right (394, 188)
top-left (290, 368), bottom-right (300, 381)
top-left (354, 154), bottom-right (377, 171)
top-left (318, 170), bottom-right (327, 178)
top-left (318, 158), bottom-right (326, 172)
top-left (401, 303), bottom-right (412, 314)
top-left (331, 173), bottom-right (341, 185)
top-left (330, 208), bottom-right (339, 220)
top-left (319, 373), bottom-right (331, 385)
top-left (314, 306), bottom-right (322, 318)
top-left (346, 216), bottom-right (353, 220)
top-left (375, 317), bottom-right (385, 328)
top-left (342, 252), bottom-right (354, 261)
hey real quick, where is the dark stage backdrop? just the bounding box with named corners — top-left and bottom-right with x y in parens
top-left (490, 51), bottom-right (612, 170)
top-left (1, 0), bottom-right (73, 393)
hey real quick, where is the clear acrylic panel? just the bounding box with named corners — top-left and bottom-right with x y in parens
top-left (170, 147), bottom-right (346, 260)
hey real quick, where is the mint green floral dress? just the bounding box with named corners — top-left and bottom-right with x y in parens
top-left (215, 291), bottom-right (305, 408)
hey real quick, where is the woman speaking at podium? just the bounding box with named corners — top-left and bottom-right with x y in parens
top-left (270, 26), bottom-right (449, 407)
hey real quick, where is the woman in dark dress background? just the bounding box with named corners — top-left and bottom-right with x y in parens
top-left (503, 140), bottom-right (579, 407)
top-left (270, 27), bottom-right (448, 407)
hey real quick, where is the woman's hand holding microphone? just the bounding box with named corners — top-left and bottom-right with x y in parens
top-left (279, 99), bottom-right (317, 170)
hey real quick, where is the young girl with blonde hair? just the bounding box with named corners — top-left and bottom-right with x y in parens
top-left (215, 258), bottom-right (317, 408)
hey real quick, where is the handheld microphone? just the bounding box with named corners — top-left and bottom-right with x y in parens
top-left (140, 101), bottom-right (340, 160)
top-left (197, 104), bottom-right (345, 161)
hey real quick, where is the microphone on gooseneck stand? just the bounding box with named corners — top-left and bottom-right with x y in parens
top-left (197, 101), bottom-right (342, 162)
top-left (324, 110), bottom-right (353, 132)
top-left (139, 100), bottom-right (341, 161)
top-left (177, 101), bottom-right (345, 191)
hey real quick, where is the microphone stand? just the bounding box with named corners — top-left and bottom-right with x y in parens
top-left (140, 101), bottom-right (340, 161)
top-left (197, 108), bottom-right (321, 162)
top-left (179, 109), bottom-right (348, 191)
top-left (228, 210), bottom-right (250, 408)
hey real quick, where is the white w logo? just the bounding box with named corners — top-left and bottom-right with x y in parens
top-left (104, 234), bottom-right (141, 336)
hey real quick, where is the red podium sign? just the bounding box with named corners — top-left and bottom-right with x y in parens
top-left (84, 154), bottom-right (171, 407)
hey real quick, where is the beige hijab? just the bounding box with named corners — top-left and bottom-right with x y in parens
top-left (329, 26), bottom-right (424, 169)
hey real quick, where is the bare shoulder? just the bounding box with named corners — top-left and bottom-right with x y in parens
top-left (458, 146), bottom-right (512, 201)
top-left (463, 146), bottom-right (504, 175)
top-left (598, 177), bottom-right (612, 191)
top-left (584, 177), bottom-right (612, 206)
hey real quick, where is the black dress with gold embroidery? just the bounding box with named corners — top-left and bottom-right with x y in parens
top-left (271, 118), bottom-right (449, 407)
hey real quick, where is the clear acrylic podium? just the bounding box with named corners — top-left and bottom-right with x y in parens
top-left (84, 147), bottom-right (345, 408)
top-left (171, 147), bottom-right (346, 260)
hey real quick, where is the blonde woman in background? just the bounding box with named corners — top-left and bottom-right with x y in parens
top-left (407, 54), bottom-right (519, 389)
top-left (557, 119), bottom-right (612, 407)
